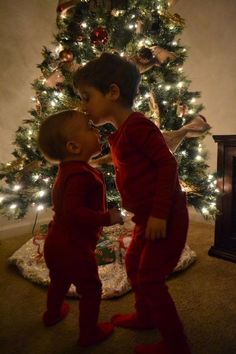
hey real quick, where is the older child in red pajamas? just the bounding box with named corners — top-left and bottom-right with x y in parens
top-left (37, 110), bottom-right (123, 346)
top-left (73, 53), bottom-right (192, 354)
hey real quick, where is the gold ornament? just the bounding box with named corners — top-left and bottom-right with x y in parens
top-left (168, 0), bottom-right (179, 7)
top-left (45, 69), bottom-right (64, 88)
top-left (0, 159), bottom-right (24, 173)
top-left (176, 101), bottom-right (188, 117)
top-left (20, 161), bottom-right (42, 174)
top-left (59, 49), bottom-right (74, 62)
top-left (184, 115), bottom-right (211, 138)
top-left (130, 55), bottom-right (158, 74)
top-left (180, 180), bottom-right (202, 196)
top-left (149, 91), bottom-right (160, 125)
top-left (111, 9), bottom-right (125, 17)
top-left (162, 115), bottom-right (211, 153)
top-left (160, 11), bottom-right (185, 27)
top-left (162, 129), bottom-right (187, 153)
top-left (57, 0), bottom-right (78, 14)
top-left (151, 45), bottom-right (177, 64)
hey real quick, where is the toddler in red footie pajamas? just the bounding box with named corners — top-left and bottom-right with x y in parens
top-left (37, 109), bottom-right (123, 346)
top-left (73, 52), bottom-right (192, 354)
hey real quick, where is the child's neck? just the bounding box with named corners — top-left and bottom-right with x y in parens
top-left (110, 107), bottom-right (133, 128)
top-left (62, 155), bottom-right (89, 163)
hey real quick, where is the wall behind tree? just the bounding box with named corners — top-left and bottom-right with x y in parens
top-left (0, 0), bottom-right (57, 164)
top-left (175, 0), bottom-right (236, 168)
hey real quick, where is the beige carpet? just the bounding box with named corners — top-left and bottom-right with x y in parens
top-left (0, 221), bottom-right (236, 354)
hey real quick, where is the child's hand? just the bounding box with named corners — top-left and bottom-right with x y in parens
top-left (109, 208), bottom-right (124, 225)
top-left (145, 216), bottom-right (167, 240)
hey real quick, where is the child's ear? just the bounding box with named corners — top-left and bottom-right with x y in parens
top-left (108, 83), bottom-right (120, 101)
top-left (66, 141), bottom-right (82, 155)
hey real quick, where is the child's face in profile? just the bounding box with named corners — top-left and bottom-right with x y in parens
top-left (77, 85), bottom-right (112, 126)
top-left (67, 112), bottom-right (102, 159)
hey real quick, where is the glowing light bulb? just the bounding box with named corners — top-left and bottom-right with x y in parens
top-left (32, 174), bottom-right (39, 181)
top-left (38, 190), bottom-right (46, 198)
top-left (201, 207), bottom-right (209, 215)
top-left (13, 185), bottom-right (21, 191)
top-left (195, 155), bottom-right (202, 161)
top-left (10, 204), bottom-right (17, 209)
top-left (177, 82), bottom-right (184, 88)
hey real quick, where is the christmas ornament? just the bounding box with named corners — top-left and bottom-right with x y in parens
top-left (151, 45), bottom-right (177, 64)
top-left (176, 101), bottom-right (188, 117)
top-left (111, 9), bottom-right (125, 17)
top-left (184, 115), bottom-right (211, 138)
top-left (135, 20), bottom-right (144, 34)
top-left (45, 68), bottom-right (64, 88)
top-left (35, 99), bottom-right (42, 114)
top-left (161, 11), bottom-right (185, 27)
top-left (0, 159), bottom-right (24, 174)
top-left (180, 180), bottom-right (201, 195)
top-left (59, 49), bottom-right (74, 62)
top-left (139, 47), bottom-right (153, 61)
top-left (61, 61), bottom-right (80, 73)
top-left (15, 160), bottom-right (42, 184)
top-left (90, 26), bottom-right (109, 45)
top-left (57, 0), bottom-right (78, 15)
top-left (130, 47), bottom-right (159, 74)
top-left (20, 161), bottom-right (42, 175)
top-left (162, 115), bottom-right (211, 153)
top-left (168, 0), bottom-right (179, 7)
top-left (149, 91), bottom-right (160, 124)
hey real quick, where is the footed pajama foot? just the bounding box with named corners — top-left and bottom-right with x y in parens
top-left (79, 322), bottom-right (114, 346)
top-left (43, 303), bottom-right (70, 327)
top-left (111, 312), bottom-right (156, 330)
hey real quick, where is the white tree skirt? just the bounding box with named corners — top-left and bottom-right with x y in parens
top-left (8, 219), bottom-right (197, 299)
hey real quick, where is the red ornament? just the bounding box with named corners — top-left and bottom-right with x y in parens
top-left (90, 26), bottom-right (108, 45)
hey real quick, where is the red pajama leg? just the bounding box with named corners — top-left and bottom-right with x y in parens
top-left (112, 225), bottom-right (156, 329)
top-left (135, 209), bottom-right (191, 354)
top-left (43, 269), bottom-right (70, 326)
top-left (76, 257), bottom-right (114, 346)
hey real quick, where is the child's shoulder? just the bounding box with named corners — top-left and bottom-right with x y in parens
top-left (126, 111), bottom-right (158, 130)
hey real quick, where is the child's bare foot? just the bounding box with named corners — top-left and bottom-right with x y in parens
top-left (79, 322), bottom-right (114, 346)
top-left (43, 303), bottom-right (70, 326)
top-left (111, 312), bottom-right (156, 330)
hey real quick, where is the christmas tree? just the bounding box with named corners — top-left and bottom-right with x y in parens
top-left (0, 0), bottom-right (217, 220)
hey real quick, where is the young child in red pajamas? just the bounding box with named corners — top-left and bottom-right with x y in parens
top-left (73, 53), bottom-right (192, 354)
top-left (37, 109), bottom-right (123, 346)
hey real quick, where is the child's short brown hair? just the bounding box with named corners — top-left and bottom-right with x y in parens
top-left (73, 52), bottom-right (141, 107)
top-left (38, 110), bottom-right (77, 163)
